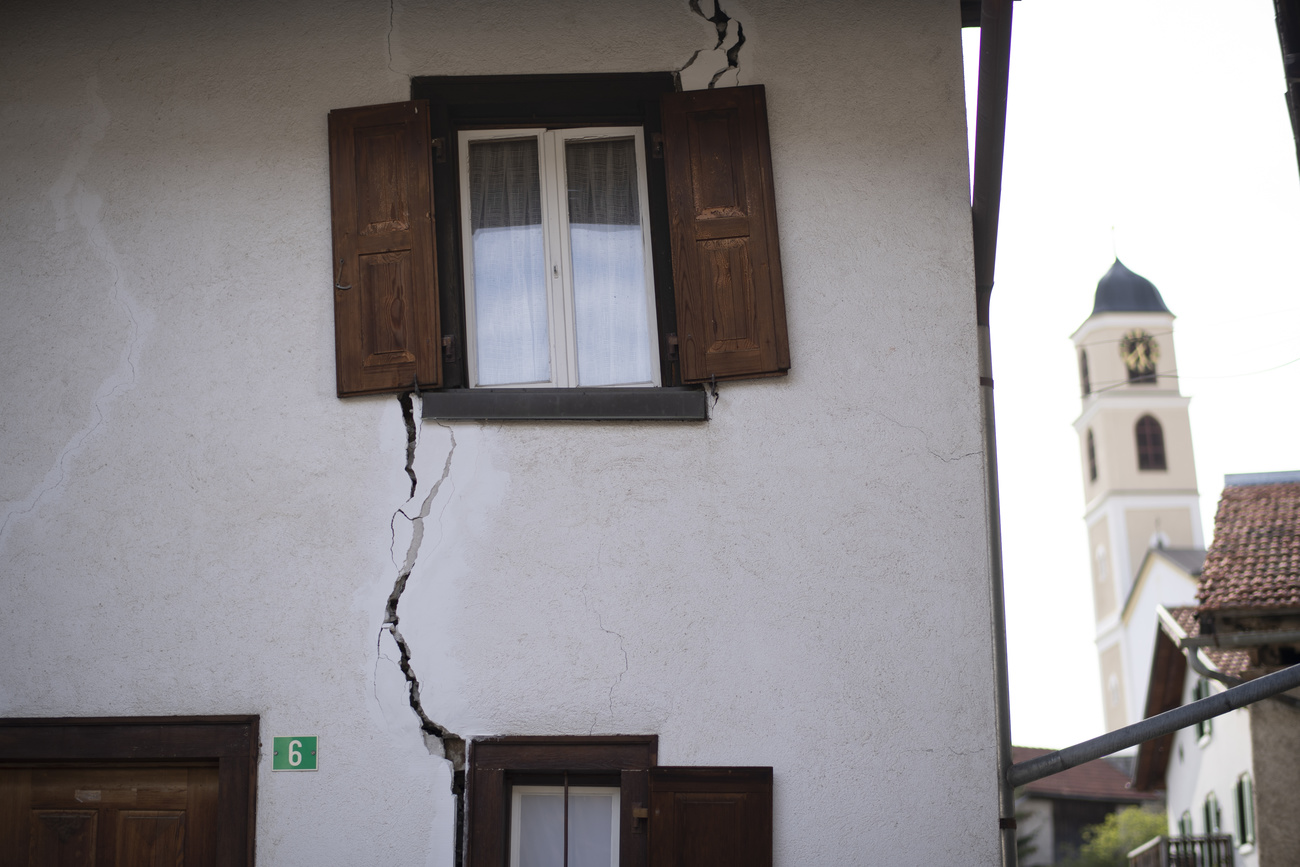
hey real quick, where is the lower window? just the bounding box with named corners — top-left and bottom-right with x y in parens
top-left (467, 736), bottom-right (772, 867)
top-left (510, 781), bottom-right (621, 867)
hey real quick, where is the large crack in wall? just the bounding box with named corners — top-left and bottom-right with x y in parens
top-left (382, 392), bottom-right (466, 858)
top-left (680, 0), bottom-right (746, 89)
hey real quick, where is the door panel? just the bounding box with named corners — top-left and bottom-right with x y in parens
top-left (1, 765), bottom-right (217, 867)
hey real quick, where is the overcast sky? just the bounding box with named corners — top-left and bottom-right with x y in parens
top-left (962, 0), bottom-right (1300, 749)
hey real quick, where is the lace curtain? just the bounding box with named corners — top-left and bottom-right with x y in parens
top-left (516, 790), bottom-right (616, 867)
top-left (468, 136), bottom-right (651, 387)
top-left (469, 138), bottom-right (549, 386)
top-left (565, 138), bottom-right (651, 386)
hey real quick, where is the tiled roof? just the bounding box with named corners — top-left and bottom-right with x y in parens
top-left (1167, 606), bottom-right (1250, 678)
top-left (1198, 480), bottom-right (1300, 612)
top-left (1159, 548), bottom-right (1206, 577)
top-left (1011, 747), bottom-right (1157, 801)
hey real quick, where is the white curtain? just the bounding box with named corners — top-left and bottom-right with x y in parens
top-left (517, 791), bottom-right (616, 867)
top-left (565, 138), bottom-right (651, 387)
top-left (469, 138), bottom-right (550, 386)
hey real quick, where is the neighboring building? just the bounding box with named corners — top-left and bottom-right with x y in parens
top-left (1070, 260), bottom-right (1206, 732)
top-left (0, 2), bottom-right (1007, 864)
top-left (1013, 746), bottom-right (1159, 866)
top-left (1135, 473), bottom-right (1300, 867)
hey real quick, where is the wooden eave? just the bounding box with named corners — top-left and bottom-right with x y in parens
top-left (1276, 0), bottom-right (1300, 178)
top-left (1133, 623), bottom-right (1189, 791)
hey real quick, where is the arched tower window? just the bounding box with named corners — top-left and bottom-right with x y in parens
top-left (1087, 428), bottom-right (1098, 481)
top-left (1079, 350), bottom-right (1091, 396)
top-left (1136, 415), bottom-right (1167, 470)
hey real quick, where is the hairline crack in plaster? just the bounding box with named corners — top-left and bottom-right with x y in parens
top-left (1, 77), bottom-right (153, 550)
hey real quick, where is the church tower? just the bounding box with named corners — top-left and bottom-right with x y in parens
top-left (1071, 260), bottom-right (1204, 732)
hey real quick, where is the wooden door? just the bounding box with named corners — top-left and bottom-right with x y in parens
top-left (0, 765), bottom-right (218, 866)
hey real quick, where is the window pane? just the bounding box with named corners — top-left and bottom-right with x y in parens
top-left (568, 792), bottom-right (617, 867)
top-left (517, 791), bottom-right (564, 867)
top-left (565, 138), bottom-right (652, 386)
top-left (469, 138), bottom-right (550, 386)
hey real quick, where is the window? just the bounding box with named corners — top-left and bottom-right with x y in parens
top-left (1203, 791), bottom-right (1222, 836)
top-left (1136, 415), bottom-right (1167, 471)
top-left (1079, 349), bottom-right (1091, 396)
top-left (328, 76), bottom-right (791, 418)
top-left (466, 736), bottom-right (772, 867)
top-left (1178, 810), bottom-right (1194, 837)
top-left (1086, 428), bottom-right (1097, 481)
top-left (1193, 678), bottom-right (1213, 740)
top-left (510, 783), bottom-right (620, 867)
top-left (458, 127), bottom-right (658, 389)
top-left (1234, 773), bottom-right (1255, 846)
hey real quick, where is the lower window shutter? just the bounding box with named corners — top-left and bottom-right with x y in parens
top-left (648, 767), bottom-right (773, 867)
top-left (328, 101), bottom-right (441, 396)
top-left (660, 85), bottom-right (789, 383)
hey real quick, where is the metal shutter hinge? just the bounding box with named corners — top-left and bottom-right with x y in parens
top-left (651, 132), bottom-right (664, 159)
top-left (666, 332), bottom-right (679, 361)
top-left (442, 334), bottom-right (457, 362)
top-left (432, 137), bottom-right (447, 163)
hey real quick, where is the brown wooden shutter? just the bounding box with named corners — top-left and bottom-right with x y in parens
top-left (661, 86), bottom-right (789, 383)
top-left (328, 101), bottom-right (441, 396)
top-left (648, 767), bottom-right (773, 867)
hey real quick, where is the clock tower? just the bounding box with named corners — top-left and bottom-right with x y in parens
top-left (1071, 260), bottom-right (1204, 732)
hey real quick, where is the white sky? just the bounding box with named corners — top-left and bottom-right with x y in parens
top-left (962, 0), bottom-right (1300, 749)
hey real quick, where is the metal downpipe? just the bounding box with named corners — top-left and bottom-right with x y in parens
top-left (970, 0), bottom-right (1016, 863)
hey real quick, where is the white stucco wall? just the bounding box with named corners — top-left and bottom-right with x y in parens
top-left (0, 0), bottom-right (997, 863)
top-left (1164, 673), bottom-right (1256, 867)
top-left (1116, 556), bottom-right (1198, 729)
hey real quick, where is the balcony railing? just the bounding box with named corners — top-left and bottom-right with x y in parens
top-left (1128, 835), bottom-right (1235, 867)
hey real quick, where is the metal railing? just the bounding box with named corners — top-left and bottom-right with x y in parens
top-left (1129, 834), bottom-right (1235, 867)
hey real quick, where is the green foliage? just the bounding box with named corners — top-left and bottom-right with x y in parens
top-left (1060, 806), bottom-right (1168, 867)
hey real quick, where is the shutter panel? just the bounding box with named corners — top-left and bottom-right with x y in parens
top-left (328, 101), bottom-right (441, 396)
top-left (661, 86), bottom-right (789, 383)
top-left (648, 767), bottom-right (772, 867)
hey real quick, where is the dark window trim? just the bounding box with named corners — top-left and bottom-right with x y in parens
top-left (410, 74), bottom-right (704, 421)
top-left (0, 715), bottom-right (258, 867)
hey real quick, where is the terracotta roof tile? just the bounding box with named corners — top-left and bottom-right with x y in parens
top-left (1010, 747), bottom-right (1158, 801)
top-left (1167, 606), bottom-right (1251, 678)
top-left (1198, 481), bottom-right (1300, 612)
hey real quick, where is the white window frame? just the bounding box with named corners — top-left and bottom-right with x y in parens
top-left (508, 784), bottom-right (620, 867)
top-left (457, 126), bottom-right (660, 390)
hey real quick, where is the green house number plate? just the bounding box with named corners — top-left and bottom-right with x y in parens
top-left (272, 736), bottom-right (318, 771)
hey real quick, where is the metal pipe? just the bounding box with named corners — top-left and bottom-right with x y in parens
top-left (971, 0), bottom-right (1016, 864)
top-left (1185, 648), bottom-right (1300, 710)
top-left (1008, 662), bottom-right (1300, 787)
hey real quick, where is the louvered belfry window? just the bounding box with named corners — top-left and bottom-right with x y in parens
top-left (1136, 415), bottom-right (1167, 471)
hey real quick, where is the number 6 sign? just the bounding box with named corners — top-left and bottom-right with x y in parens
top-left (272, 736), bottom-right (319, 771)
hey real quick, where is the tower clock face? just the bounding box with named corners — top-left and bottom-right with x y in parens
top-left (1120, 329), bottom-right (1159, 379)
